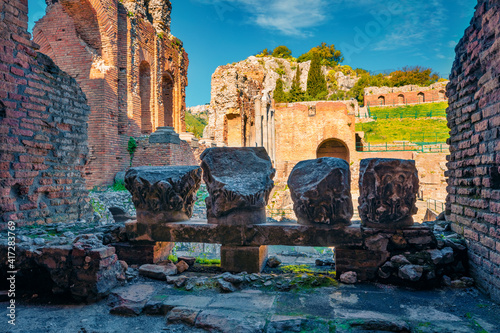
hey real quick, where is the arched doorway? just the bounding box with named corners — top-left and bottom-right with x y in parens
top-left (418, 92), bottom-right (425, 103)
top-left (317, 139), bottom-right (350, 162)
top-left (162, 74), bottom-right (174, 127)
top-left (397, 94), bottom-right (405, 104)
top-left (139, 61), bottom-right (152, 134)
top-left (438, 90), bottom-right (445, 100)
top-left (378, 96), bottom-right (385, 106)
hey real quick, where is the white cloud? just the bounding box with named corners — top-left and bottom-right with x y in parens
top-left (196, 0), bottom-right (331, 36)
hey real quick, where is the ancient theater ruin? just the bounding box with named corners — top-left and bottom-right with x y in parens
top-left (33, 0), bottom-right (189, 188)
top-left (0, 0), bottom-right (500, 330)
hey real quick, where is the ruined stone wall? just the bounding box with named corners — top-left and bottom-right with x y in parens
top-left (274, 102), bottom-right (356, 181)
top-left (364, 82), bottom-right (448, 107)
top-left (446, 0), bottom-right (500, 302)
top-left (131, 138), bottom-right (197, 167)
top-left (0, 0), bottom-right (92, 229)
top-left (33, 0), bottom-right (189, 188)
top-left (204, 56), bottom-right (358, 145)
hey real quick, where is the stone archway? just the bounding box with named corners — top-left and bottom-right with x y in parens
top-left (438, 90), bottom-right (445, 100)
top-left (378, 96), bottom-right (385, 106)
top-left (418, 92), bottom-right (425, 103)
top-left (316, 138), bottom-right (350, 162)
top-left (397, 94), bottom-right (405, 104)
top-left (139, 61), bottom-right (152, 134)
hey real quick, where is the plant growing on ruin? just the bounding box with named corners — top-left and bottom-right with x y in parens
top-left (273, 78), bottom-right (287, 103)
top-left (127, 137), bottom-right (137, 167)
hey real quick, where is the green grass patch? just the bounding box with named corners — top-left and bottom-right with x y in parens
top-left (355, 118), bottom-right (449, 143)
top-left (369, 101), bottom-right (448, 119)
top-left (195, 257), bottom-right (221, 265)
top-left (109, 180), bottom-right (127, 192)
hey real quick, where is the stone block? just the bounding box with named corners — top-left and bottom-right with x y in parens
top-left (358, 158), bottom-right (419, 229)
top-left (201, 147), bottom-right (275, 225)
top-left (125, 166), bottom-right (202, 223)
top-left (288, 157), bottom-right (353, 226)
top-left (220, 245), bottom-right (268, 273)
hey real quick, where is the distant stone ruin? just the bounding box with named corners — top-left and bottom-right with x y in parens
top-left (33, 0), bottom-right (189, 187)
top-left (364, 81), bottom-right (448, 107)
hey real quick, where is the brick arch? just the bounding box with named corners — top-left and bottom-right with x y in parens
top-left (438, 90), bottom-right (445, 99)
top-left (418, 92), bottom-right (425, 103)
top-left (397, 94), bottom-right (405, 104)
top-left (316, 138), bottom-right (350, 162)
top-left (140, 61), bottom-right (152, 134)
top-left (162, 72), bottom-right (174, 127)
top-left (378, 96), bottom-right (385, 106)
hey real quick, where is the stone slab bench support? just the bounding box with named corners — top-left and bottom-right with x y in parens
top-left (201, 147), bottom-right (276, 272)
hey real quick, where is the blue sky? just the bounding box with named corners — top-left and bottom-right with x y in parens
top-left (28, 0), bottom-right (476, 107)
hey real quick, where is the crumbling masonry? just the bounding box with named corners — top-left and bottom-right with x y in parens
top-left (33, 0), bottom-right (189, 188)
top-left (446, 0), bottom-right (500, 303)
top-left (0, 0), bottom-right (93, 229)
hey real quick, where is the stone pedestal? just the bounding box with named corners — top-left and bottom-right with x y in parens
top-left (112, 241), bottom-right (174, 265)
top-left (220, 245), bottom-right (268, 273)
top-left (149, 126), bottom-right (181, 144)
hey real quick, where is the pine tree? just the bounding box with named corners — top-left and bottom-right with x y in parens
top-left (273, 78), bottom-right (287, 103)
top-left (307, 54), bottom-right (328, 100)
top-left (289, 65), bottom-right (305, 102)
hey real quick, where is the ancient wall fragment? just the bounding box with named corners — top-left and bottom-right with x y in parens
top-left (0, 0), bottom-right (93, 228)
top-left (446, 0), bottom-right (500, 302)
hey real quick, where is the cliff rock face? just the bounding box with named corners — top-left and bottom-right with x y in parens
top-left (203, 56), bottom-right (358, 143)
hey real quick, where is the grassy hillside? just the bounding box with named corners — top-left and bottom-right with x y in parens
top-left (368, 102), bottom-right (448, 119)
top-left (185, 111), bottom-right (207, 138)
top-left (356, 118), bottom-right (449, 143)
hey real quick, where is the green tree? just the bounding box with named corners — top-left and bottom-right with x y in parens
top-left (289, 65), bottom-right (306, 102)
top-left (307, 54), bottom-right (328, 100)
top-left (256, 48), bottom-right (270, 57)
top-left (297, 42), bottom-right (343, 67)
top-left (273, 78), bottom-right (287, 103)
top-left (272, 45), bottom-right (292, 58)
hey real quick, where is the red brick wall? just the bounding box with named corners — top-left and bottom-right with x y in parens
top-left (446, 0), bottom-right (500, 302)
top-left (131, 139), bottom-right (197, 167)
top-left (33, 0), bottom-right (189, 188)
top-left (0, 0), bottom-right (92, 229)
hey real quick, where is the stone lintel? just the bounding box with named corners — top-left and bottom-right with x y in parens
top-left (126, 220), bottom-right (364, 247)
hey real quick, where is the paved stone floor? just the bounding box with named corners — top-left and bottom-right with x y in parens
top-left (1, 276), bottom-right (499, 333)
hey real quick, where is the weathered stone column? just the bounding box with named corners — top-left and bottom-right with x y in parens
top-left (201, 147), bottom-right (275, 272)
top-left (262, 94), bottom-right (269, 152)
top-left (358, 158), bottom-right (419, 229)
top-left (288, 157), bottom-right (353, 226)
top-left (254, 95), bottom-right (262, 147)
